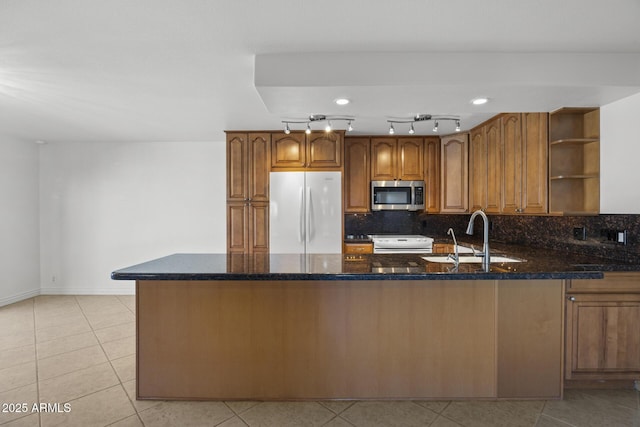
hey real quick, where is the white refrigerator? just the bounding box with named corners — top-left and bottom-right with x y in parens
top-left (269, 171), bottom-right (342, 254)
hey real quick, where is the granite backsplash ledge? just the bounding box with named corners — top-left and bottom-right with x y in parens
top-left (344, 212), bottom-right (640, 264)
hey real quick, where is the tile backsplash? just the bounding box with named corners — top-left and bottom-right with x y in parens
top-left (345, 212), bottom-right (640, 264)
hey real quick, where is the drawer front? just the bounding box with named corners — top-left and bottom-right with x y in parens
top-left (344, 243), bottom-right (373, 254)
top-left (569, 272), bottom-right (640, 293)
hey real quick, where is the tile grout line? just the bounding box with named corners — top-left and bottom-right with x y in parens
top-left (30, 297), bottom-right (43, 427)
top-left (73, 295), bottom-right (145, 426)
top-left (112, 294), bottom-right (148, 425)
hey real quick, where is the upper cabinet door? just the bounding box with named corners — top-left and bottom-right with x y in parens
top-left (469, 127), bottom-right (487, 212)
top-left (424, 137), bottom-right (440, 213)
top-left (227, 133), bottom-right (248, 201)
top-left (248, 133), bottom-right (271, 202)
top-left (371, 138), bottom-right (397, 180)
top-left (271, 131), bottom-right (342, 170)
top-left (398, 138), bottom-right (424, 181)
top-left (371, 138), bottom-right (424, 181)
top-left (520, 113), bottom-right (548, 214)
top-left (271, 132), bottom-right (306, 170)
top-left (440, 134), bottom-right (469, 213)
top-left (501, 113), bottom-right (522, 214)
top-left (344, 137), bottom-right (371, 213)
top-left (485, 119), bottom-right (502, 214)
top-left (307, 132), bottom-right (342, 169)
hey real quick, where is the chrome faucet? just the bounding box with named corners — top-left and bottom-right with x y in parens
top-left (446, 228), bottom-right (459, 267)
top-left (466, 210), bottom-right (490, 270)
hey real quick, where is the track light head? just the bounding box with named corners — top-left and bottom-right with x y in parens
top-left (347, 121), bottom-right (353, 132)
top-left (408, 123), bottom-right (415, 134)
top-left (305, 123), bottom-right (311, 134)
top-left (284, 123), bottom-right (290, 134)
top-left (456, 120), bottom-right (461, 132)
top-left (389, 123), bottom-right (395, 135)
top-left (433, 121), bottom-right (439, 132)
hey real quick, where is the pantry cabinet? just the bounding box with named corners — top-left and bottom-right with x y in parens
top-left (565, 273), bottom-right (640, 381)
top-left (271, 131), bottom-right (342, 170)
top-left (344, 137), bottom-right (371, 213)
top-left (371, 137), bottom-right (424, 181)
top-left (226, 132), bottom-right (270, 253)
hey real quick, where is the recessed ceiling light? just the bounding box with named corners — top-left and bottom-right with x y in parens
top-left (471, 97), bottom-right (489, 105)
top-left (334, 98), bottom-right (350, 106)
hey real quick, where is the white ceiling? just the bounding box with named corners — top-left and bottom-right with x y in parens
top-left (1, 0), bottom-right (640, 142)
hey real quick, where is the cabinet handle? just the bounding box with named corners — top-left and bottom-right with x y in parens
top-left (567, 296), bottom-right (576, 301)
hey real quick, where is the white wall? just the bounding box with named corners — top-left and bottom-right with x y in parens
top-left (0, 137), bottom-right (40, 306)
top-left (601, 92), bottom-right (640, 214)
top-left (39, 141), bottom-right (226, 295)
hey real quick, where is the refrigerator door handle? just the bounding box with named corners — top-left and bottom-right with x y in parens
top-left (298, 186), bottom-right (305, 243)
top-left (307, 186), bottom-right (314, 243)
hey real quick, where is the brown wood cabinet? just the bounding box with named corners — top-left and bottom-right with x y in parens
top-left (469, 126), bottom-right (487, 212)
top-left (566, 273), bottom-right (640, 381)
top-left (424, 137), bottom-right (440, 213)
top-left (226, 132), bottom-right (270, 253)
top-left (271, 131), bottom-right (342, 170)
top-left (469, 113), bottom-right (548, 215)
top-left (469, 118), bottom-right (501, 214)
top-left (371, 137), bottom-right (424, 181)
top-left (136, 278), bottom-right (563, 400)
top-left (485, 119), bottom-right (502, 213)
top-left (502, 112), bottom-right (548, 214)
top-left (343, 242), bottom-right (373, 254)
top-left (549, 108), bottom-right (599, 214)
top-left (344, 137), bottom-right (370, 213)
top-left (227, 202), bottom-right (269, 254)
top-left (440, 133), bottom-right (469, 213)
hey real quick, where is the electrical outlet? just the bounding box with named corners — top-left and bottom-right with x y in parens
top-left (617, 230), bottom-right (628, 245)
top-left (573, 227), bottom-right (586, 240)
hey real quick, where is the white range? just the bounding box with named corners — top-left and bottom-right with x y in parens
top-left (369, 235), bottom-right (434, 254)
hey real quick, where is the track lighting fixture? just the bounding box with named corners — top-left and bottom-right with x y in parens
top-left (281, 115), bottom-right (355, 134)
top-left (386, 114), bottom-right (461, 135)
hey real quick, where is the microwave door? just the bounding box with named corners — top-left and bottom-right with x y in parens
top-left (373, 187), bottom-right (412, 210)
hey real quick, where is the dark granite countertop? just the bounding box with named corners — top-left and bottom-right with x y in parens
top-left (111, 242), bottom-right (640, 281)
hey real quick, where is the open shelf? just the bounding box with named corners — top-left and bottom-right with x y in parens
top-left (548, 108), bottom-right (600, 214)
top-left (550, 138), bottom-right (599, 146)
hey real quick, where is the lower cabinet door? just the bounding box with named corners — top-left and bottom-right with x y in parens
top-left (566, 293), bottom-right (640, 379)
top-left (227, 202), bottom-right (269, 254)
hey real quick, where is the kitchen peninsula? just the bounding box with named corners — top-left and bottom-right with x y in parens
top-left (112, 248), bottom-right (612, 402)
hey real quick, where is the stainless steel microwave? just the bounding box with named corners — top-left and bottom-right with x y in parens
top-left (371, 180), bottom-right (425, 211)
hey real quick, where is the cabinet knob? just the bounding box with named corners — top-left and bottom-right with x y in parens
top-left (567, 296), bottom-right (576, 301)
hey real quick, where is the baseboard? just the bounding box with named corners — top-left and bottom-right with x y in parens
top-left (0, 288), bottom-right (41, 308)
top-left (40, 284), bottom-right (135, 295)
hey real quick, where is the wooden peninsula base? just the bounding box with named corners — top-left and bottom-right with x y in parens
top-left (136, 279), bottom-right (564, 400)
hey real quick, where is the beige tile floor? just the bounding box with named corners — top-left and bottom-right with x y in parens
top-left (1, 295), bottom-right (639, 427)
